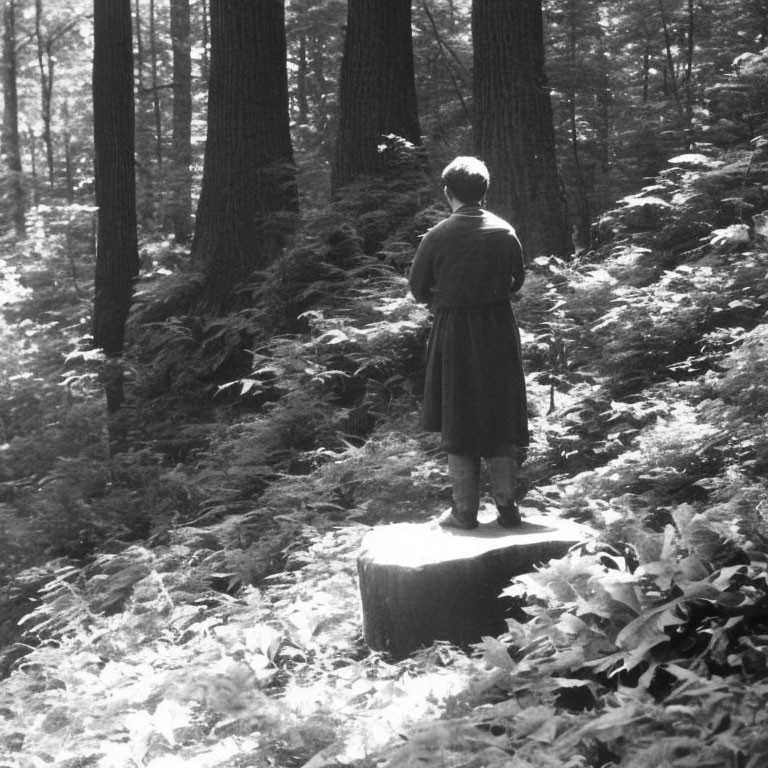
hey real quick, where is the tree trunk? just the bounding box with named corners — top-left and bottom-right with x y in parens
top-left (566, 8), bottom-right (589, 250)
top-left (683, 0), bottom-right (695, 129)
top-left (331, 0), bottom-right (422, 192)
top-left (34, 0), bottom-right (55, 191)
top-left (311, 32), bottom-right (327, 116)
top-left (168, 0), bottom-right (192, 242)
top-left (296, 32), bottom-right (310, 125)
top-left (28, 126), bottom-right (39, 205)
top-left (595, 24), bottom-right (612, 179)
top-left (642, 43), bottom-right (651, 104)
top-left (62, 100), bottom-right (74, 203)
top-left (134, 0), bottom-right (154, 225)
top-left (191, 0), bottom-right (298, 305)
top-left (2, 0), bottom-right (25, 237)
top-left (473, 0), bottom-right (571, 259)
top-left (92, 0), bottom-right (139, 368)
top-left (149, 0), bottom-right (164, 222)
top-left (358, 514), bottom-right (589, 659)
top-left (658, 0), bottom-right (683, 118)
top-left (62, 99), bottom-right (81, 296)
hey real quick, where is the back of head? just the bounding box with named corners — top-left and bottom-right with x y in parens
top-left (441, 156), bottom-right (489, 205)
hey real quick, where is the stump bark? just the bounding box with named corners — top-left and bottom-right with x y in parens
top-left (357, 511), bottom-right (591, 658)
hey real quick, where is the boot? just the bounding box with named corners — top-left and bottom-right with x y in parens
top-left (439, 454), bottom-right (480, 530)
top-left (437, 506), bottom-right (479, 530)
top-left (488, 452), bottom-right (523, 528)
top-left (496, 503), bottom-right (522, 528)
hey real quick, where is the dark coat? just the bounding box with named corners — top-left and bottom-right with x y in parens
top-left (409, 206), bottom-right (529, 456)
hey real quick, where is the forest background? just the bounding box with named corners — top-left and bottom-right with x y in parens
top-left (2, 0), bottom-right (768, 766)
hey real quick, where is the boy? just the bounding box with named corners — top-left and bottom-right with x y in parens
top-left (409, 156), bottom-right (528, 529)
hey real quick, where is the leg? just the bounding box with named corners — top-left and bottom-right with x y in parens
top-left (488, 450), bottom-right (522, 528)
top-left (439, 454), bottom-right (481, 529)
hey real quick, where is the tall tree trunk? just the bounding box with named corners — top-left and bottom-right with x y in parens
top-left (92, 0), bottom-right (139, 403)
top-left (28, 127), bottom-right (39, 205)
top-left (473, 0), bottom-right (571, 259)
top-left (565, 3), bottom-right (589, 249)
top-left (296, 32), bottom-right (309, 124)
top-left (658, 0), bottom-right (683, 118)
top-left (683, 0), bottom-right (695, 129)
top-left (642, 43), bottom-right (651, 104)
top-left (191, 0), bottom-right (297, 305)
top-left (2, 0), bottom-right (25, 237)
top-left (134, 0), bottom-right (154, 224)
top-left (62, 101), bottom-right (74, 202)
top-left (311, 32), bottom-right (326, 109)
top-left (61, 98), bottom-right (81, 296)
top-left (595, 23), bottom-right (612, 177)
top-left (331, 0), bottom-right (422, 192)
top-left (149, 0), bottom-right (164, 220)
top-left (34, 0), bottom-right (55, 190)
top-left (134, 0), bottom-right (145, 92)
top-left (168, 0), bottom-right (192, 242)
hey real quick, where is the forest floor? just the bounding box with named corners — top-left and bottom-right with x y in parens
top-left (2, 146), bottom-right (768, 767)
top-left (0, 397), bottom-right (583, 768)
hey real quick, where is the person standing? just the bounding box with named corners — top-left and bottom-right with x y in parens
top-left (409, 156), bottom-right (529, 529)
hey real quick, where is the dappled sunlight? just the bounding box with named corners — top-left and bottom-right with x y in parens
top-left (281, 657), bottom-right (475, 763)
top-left (0, 265), bottom-right (31, 308)
top-left (3, 2), bottom-right (768, 765)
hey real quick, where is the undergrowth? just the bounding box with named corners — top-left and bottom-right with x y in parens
top-left (2, 144), bottom-right (768, 766)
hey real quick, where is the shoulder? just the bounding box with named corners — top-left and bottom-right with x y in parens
top-left (481, 210), bottom-right (523, 254)
top-left (416, 216), bottom-right (454, 252)
top-left (421, 215), bottom-right (455, 238)
top-left (479, 209), bottom-right (517, 236)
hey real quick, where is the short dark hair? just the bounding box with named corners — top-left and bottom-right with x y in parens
top-left (441, 156), bottom-right (489, 204)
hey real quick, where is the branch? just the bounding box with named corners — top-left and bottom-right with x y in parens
top-left (420, 0), bottom-right (471, 123)
top-left (48, 13), bottom-right (92, 47)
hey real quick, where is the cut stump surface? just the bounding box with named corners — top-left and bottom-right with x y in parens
top-left (357, 509), bottom-right (592, 658)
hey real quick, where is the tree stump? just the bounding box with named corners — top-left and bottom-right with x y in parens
top-left (357, 510), bottom-right (591, 659)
